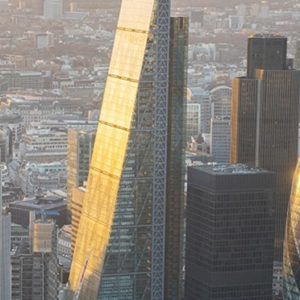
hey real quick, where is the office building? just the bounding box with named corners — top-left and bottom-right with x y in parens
top-left (165, 16), bottom-right (188, 300)
top-left (231, 34), bottom-right (300, 259)
top-left (283, 161), bottom-right (300, 299)
top-left (186, 102), bottom-right (201, 139)
top-left (11, 219), bottom-right (60, 300)
top-left (70, 186), bottom-right (84, 253)
top-left (247, 34), bottom-right (287, 78)
top-left (211, 117), bottom-right (230, 163)
top-left (210, 85), bottom-right (232, 120)
top-left (185, 164), bottom-right (275, 300)
top-left (67, 129), bottom-right (95, 214)
top-left (9, 192), bottom-right (67, 228)
top-left (0, 172), bottom-right (11, 300)
top-left (69, 1), bottom-right (187, 299)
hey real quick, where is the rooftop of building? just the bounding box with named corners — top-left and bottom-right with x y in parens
top-left (10, 191), bottom-right (67, 210)
top-left (249, 33), bottom-right (287, 39)
top-left (192, 163), bottom-right (271, 175)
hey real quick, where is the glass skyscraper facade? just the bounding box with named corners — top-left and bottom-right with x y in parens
top-left (231, 35), bottom-right (300, 260)
top-left (68, 0), bottom-right (187, 299)
top-left (283, 162), bottom-right (300, 299)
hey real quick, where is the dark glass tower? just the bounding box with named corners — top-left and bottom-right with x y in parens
top-left (165, 16), bottom-right (188, 300)
top-left (231, 35), bottom-right (300, 259)
top-left (185, 165), bottom-right (275, 300)
top-left (247, 34), bottom-right (287, 78)
top-left (283, 161), bottom-right (300, 299)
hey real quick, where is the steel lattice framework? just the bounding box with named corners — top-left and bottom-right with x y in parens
top-left (152, 0), bottom-right (170, 299)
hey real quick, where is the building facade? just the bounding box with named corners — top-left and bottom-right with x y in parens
top-left (165, 16), bottom-right (188, 300)
top-left (67, 129), bottom-right (95, 215)
top-left (231, 35), bottom-right (300, 259)
top-left (210, 117), bottom-right (230, 163)
top-left (284, 161), bottom-right (300, 299)
top-left (0, 172), bottom-right (11, 300)
top-left (69, 0), bottom-right (174, 299)
top-left (185, 164), bottom-right (275, 300)
top-left (11, 219), bottom-right (60, 300)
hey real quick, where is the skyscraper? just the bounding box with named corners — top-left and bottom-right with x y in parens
top-left (185, 164), bottom-right (275, 300)
top-left (247, 34), bottom-right (287, 78)
top-left (283, 161), bottom-right (300, 299)
top-left (0, 172), bottom-right (11, 300)
top-left (68, 0), bottom-right (186, 299)
top-left (210, 117), bottom-right (231, 163)
top-left (231, 34), bottom-right (300, 259)
top-left (11, 218), bottom-right (60, 300)
top-left (165, 16), bottom-right (188, 300)
top-left (67, 129), bottom-right (95, 217)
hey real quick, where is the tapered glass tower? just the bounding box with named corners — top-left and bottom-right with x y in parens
top-left (68, 0), bottom-right (172, 299)
top-left (283, 162), bottom-right (300, 299)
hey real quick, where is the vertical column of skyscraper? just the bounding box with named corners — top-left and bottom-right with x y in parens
top-left (231, 34), bottom-right (300, 259)
top-left (165, 16), bottom-right (188, 300)
top-left (152, 0), bottom-right (170, 299)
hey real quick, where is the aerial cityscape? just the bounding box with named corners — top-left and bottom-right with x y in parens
top-left (1, 0), bottom-right (300, 299)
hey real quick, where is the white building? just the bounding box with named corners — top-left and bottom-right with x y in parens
top-left (211, 117), bottom-right (231, 163)
top-left (20, 127), bottom-right (67, 162)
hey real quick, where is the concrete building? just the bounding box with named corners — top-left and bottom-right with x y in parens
top-left (19, 127), bottom-right (68, 162)
top-left (185, 164), bottom-right (275, 300)
top-left (18, 161), bottom-right (67, 195)
top-left (9, 192), bottom-right (67, 228)
top-left (67, 129), bottom-right (95, 214)
top-left (11, 219), bottom-right (60, 300)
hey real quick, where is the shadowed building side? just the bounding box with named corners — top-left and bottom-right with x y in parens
top-left (165, 16), bottom-right (188, 300)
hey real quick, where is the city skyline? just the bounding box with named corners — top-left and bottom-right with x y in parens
top-left (1, 0), bottom-right (300, 299)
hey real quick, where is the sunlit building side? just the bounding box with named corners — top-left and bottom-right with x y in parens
top-left (68, 0), bottom-right (171, 299)
top-left (283, 162), bottom-right (300, 299)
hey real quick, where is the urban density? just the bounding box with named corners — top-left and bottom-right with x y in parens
top-left (1, 0), bottom-right (300, 299)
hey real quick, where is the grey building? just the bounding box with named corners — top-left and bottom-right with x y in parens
top-left (9, 192), bottom-right (67, 228)
top-left (185, 164), bottom-right (275, 300)
top-left (11, 219), bottom-right (60, 300)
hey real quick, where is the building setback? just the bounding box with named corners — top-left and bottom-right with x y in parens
top-left (231, 34), bottom-right (300, 259)
top-left (185, 164), bottom-right (275, 300)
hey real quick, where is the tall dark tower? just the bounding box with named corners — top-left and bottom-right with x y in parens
top-left (165, 16), bottom-right (188, 300)
top-left (185, 165), bottom-right (275, 300)
top-left (231, 34), bottom-right (300, 260)
top-left (247, 34), bottom-right (287, 78)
